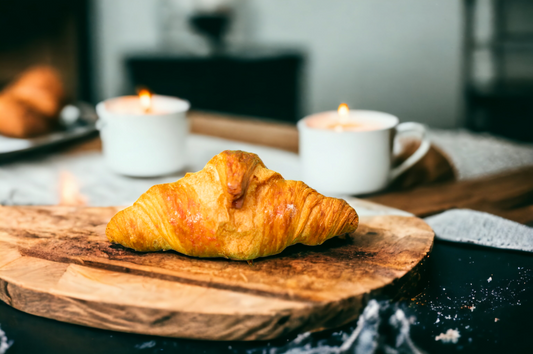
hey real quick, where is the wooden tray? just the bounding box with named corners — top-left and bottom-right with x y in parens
top-left (0, 204), bottom-right (433, 341)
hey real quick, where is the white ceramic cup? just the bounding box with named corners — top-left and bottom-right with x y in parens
top-left (96, 95), bottom-right (190, 177)
top-left (298, 110), bottom-right (430, 196)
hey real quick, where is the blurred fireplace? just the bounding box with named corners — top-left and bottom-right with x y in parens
top-left (0, 0), bottom-right (93, 102)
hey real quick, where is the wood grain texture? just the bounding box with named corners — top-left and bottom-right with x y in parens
top-left (188, 111), bottom-right (300, 153)
top-left (367, 166), bottom-right (533, 224)
top-left (0, 205), bottom-right (433, 340)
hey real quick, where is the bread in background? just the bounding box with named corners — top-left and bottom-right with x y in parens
top-left (0, 65), bottom-right (64, 138)
top-left (7, 66), bottom-right (65, 118)
top-left (0, 93), bottom-right (52, 138)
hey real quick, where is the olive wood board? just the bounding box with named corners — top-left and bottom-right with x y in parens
top-left (0, 204), bottom-right (434, 341)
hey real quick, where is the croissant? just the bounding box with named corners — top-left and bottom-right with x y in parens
top-left (106, 150), bottom-right (358, 260)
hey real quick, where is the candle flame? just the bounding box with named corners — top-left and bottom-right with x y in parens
top-left (138, 88), bottom-right (152, 113)
top-left (338, 103), bottom-right (349, 116)
top-left (59, 171), bottom-right (87, 206)
top-left (334, 103), bottom-right (350, 132)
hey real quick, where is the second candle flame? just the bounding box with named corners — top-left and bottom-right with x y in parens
top-left (138, 88), bottom-right (152, 113)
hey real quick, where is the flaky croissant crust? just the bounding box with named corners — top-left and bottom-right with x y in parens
top-left (106, 150), bottom-right (358, 260)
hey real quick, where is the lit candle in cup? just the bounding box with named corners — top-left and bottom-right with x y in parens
top-left (96, 90), bottom-right (190, 177)
top-left (308, 103), bottom-right (389, 133)
top-left (298, 106), bottom-right (430, 196)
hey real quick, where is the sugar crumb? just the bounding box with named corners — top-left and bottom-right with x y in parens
top-left (135, 341), bottom-right (156, 349)
top-left (435, 329), bottom-right (461, 344)
top-left (0, 326), bottom-right (13, 354)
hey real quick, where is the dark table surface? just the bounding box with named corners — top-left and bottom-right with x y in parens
top-left (1, 239), bottom-right (532, 354)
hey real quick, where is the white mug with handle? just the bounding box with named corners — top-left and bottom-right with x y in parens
top-left (298, 110), bottom-right (430, 196)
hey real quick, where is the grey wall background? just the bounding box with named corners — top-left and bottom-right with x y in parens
top-left (92, 0), bottom-right (463, 128)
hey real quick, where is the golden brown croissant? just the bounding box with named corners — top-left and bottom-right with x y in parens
top-left (106, 150), bottom-right (358, 260)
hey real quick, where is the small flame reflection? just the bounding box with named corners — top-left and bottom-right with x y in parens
top-left (138, 88), bottom-right (152, 113)
top-left (59, 171), bottom-right (87, 206)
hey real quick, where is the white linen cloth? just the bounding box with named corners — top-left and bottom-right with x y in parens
top-left (0, 134), bottom-right (299, 206)
top-left (425, 209), bottom-right (533, 252)
top-left (2, 128), bottom-right (533, 206)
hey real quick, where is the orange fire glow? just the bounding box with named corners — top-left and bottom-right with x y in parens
top-left (138, 88), bottom-right (152, 113)
top-left (338, 103), bottom-right (349, 117)
top-left (59, 171), bottom-right (86, 206)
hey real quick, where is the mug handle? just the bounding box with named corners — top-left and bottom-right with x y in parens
top-left (389, 122), bottom-right (431, 181)
top-left (95, 102), bottom-right (106, 131)
top-left (95, 120), bottom-right (105, 130)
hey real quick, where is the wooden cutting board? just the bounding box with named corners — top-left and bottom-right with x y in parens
top-left (0, 204), bottom-right (433, 341)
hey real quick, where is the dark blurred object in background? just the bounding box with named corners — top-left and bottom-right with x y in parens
top-left (190, 12), bottom-right (231, 56)
top-left (127, 3), bottom-right (303, 123)
top-left (127, 49), bottom-right (303, 123)
top-left (0, 0), bottom-right (93, 103)
top-left (463, 0), bottom-right (533, 142)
